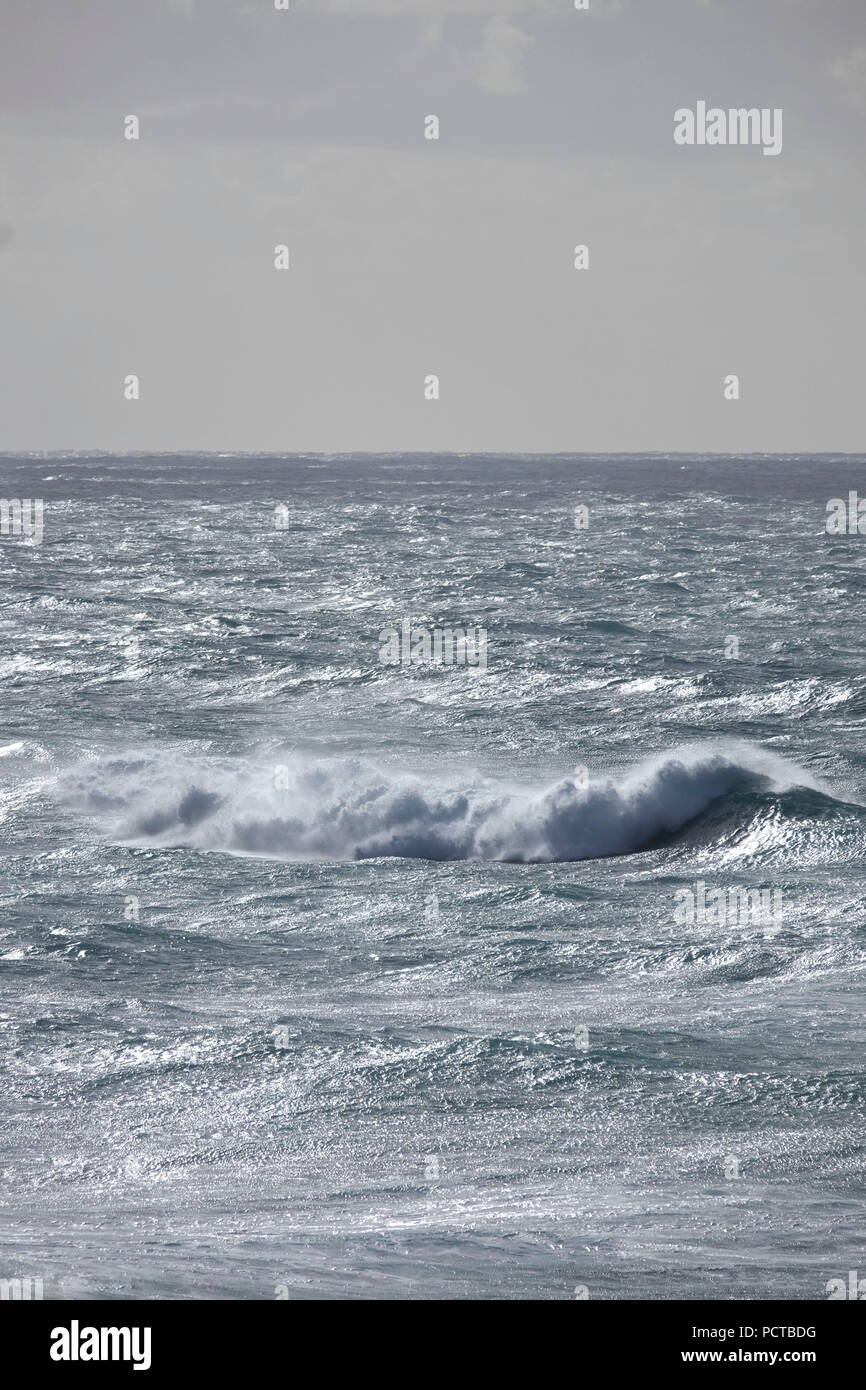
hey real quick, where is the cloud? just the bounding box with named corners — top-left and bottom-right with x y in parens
top-left (422, 14), bottom-right (445, 42)
top-left (826, 47), bottom-right (866, 111)
top-left (477, 16), bottom-right (534, 94)
top-left (0, 223), bottom-right (13, 250)
top-left (314, 0), bottom-right (558, 12)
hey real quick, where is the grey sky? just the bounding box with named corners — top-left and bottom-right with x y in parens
top-left (0, 0), bottom-right (863, 453)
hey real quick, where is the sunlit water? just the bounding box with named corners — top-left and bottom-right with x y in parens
top-left (1, 453), bottom-right (864, 1299)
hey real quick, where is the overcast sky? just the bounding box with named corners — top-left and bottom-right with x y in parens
top-left (0, 0), bottom-right (864, 453)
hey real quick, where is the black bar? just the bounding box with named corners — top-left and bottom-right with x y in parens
top-left (6, 1299), bottom-right (861, 1377)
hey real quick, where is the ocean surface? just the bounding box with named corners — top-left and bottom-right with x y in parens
top-left (1, 452), bottom-right (864, 1300)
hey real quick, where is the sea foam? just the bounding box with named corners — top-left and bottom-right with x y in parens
top-left (57, 741), bottom-right (821, 864)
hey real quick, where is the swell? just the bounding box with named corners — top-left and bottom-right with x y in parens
top-left (55, 740), bottom-right (842, 865)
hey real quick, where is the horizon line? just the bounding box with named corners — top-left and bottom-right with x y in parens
top-left (2, 450), bottom-right (865, 461)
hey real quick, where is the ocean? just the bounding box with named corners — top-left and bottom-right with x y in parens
top-left (1, 452), bottom-right (864, 1300)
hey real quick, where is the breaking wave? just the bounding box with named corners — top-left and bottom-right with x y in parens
top-left (57, 741), bottom-right (830, 864)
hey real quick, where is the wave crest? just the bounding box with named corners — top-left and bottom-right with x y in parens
top-left (57, 741), bottom-right (824, 864)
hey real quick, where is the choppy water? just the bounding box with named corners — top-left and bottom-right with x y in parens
top-left (1, 453), bottom-right (865, 1299)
